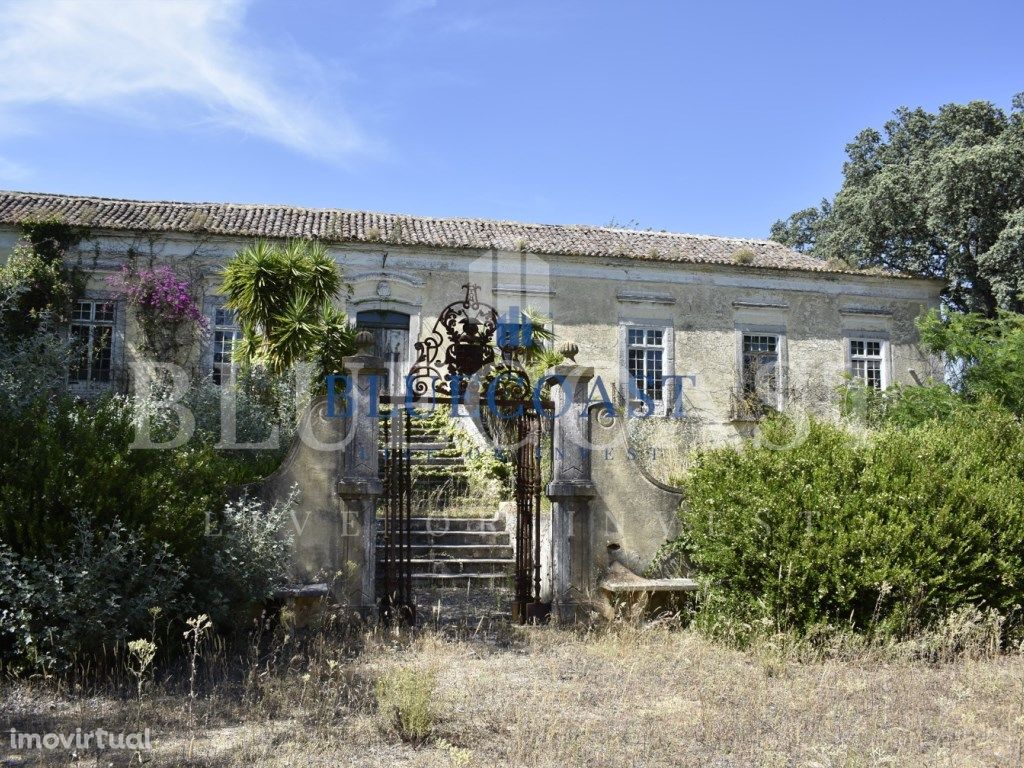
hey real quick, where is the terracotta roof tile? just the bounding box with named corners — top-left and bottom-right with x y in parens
top-left (0, 189), bottom-right (900, 277)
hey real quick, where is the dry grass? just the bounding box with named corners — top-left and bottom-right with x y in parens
top-left (3, 618), bottom-right (1023, 767)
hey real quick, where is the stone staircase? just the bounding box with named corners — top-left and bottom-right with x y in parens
top-left (377, 516), bottom-right (515, 589)
top-left (383, 411), bottom-right (470, 499)
top-left (377, 410), bottom-right (515, 592)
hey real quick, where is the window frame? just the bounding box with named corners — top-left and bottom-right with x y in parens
top-left (205, 302), bottom-right (243, 385)
top-left (627, 327), bottom-right (665, 405)
top-left (734, 324), bottom-right (788, 417)
top-left (845, 333), bottom-right (890, 390)
top-left (68, 294), bottom-right (123, 391)
top-left (618, 319), bottom-right (675, 416)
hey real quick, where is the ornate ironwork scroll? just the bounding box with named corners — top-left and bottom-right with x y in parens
top-left (405, 284), bottom-right (498, 399)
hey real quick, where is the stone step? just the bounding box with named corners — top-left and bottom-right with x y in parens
top-left (386, 516), bottom-right (505, 532)
top-left (399, 533), bottom-right (510, 547)
top-left (378, 558), bottom-right (513, 576)
top-left (380, 447), bottom-right (460, 456)
top-left (415, 448), bottom-right (461, 456)
top-left (379, 530), bottom-right (510, 546)
top-left (407, 428), bottom-right (448, 438)
top-left (412, 464), bottom-right (469, 475)
top-left (379, 431), bottom-right (449, 441)
top-left (409, 573), bottom-right (513, 588)
top-left (409, 476), bottom-right (470, 487)
top-left (403, 438), bottom-right (449, 447)
top-left (414, 455), bottom-right (465, 466)
top-left (378, 543), bottom-right (513, 559)
top-left (409, 473), bottom-right (468, 483)
top-left (406, 442), bottom-right (453, 451)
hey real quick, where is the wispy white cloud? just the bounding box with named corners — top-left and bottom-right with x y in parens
top-left (0, 0), bottom-right (372, 161)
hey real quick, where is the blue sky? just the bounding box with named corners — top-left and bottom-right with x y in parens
top-left (0, 0), bottom-right (1021, 239)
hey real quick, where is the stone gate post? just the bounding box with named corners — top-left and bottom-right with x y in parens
top-left (545, 364), bottom-right (596, 620)
top-left (335, 349), bottom-right (386, 614)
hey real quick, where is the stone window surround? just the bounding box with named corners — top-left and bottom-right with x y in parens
top-left (346, 271), bottom-right (424, 362)
top-left (733, 323), bottom-right (789, 411)
top-left (348, 298), bottom-right (422, 368)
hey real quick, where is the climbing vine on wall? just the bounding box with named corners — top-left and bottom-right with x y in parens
top-left (108, 262), bottom-right (207, 362)
top-left (0, 217), bottom-right (88, 340)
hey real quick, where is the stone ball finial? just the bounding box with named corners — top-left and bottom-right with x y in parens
top-left (559, 341), bottom-right (579, 362)
top-left (354, 329), bottom-right (375, 352)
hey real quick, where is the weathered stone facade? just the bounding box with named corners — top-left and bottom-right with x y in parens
top-left (0, 192), bottom-right (944, 608)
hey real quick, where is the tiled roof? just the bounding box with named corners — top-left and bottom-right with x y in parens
top-left (0, 190), bottom-right (897, 277)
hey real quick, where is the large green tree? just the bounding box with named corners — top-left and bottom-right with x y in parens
top-left (771, 95), bottom-right (1024, 314)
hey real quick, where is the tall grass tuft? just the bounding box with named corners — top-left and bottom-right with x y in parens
top-left (375, 665), bottom-right (437, 744)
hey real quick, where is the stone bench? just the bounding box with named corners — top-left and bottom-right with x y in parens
top-left (271, 583), bottom-right (330, 628)
top-left (601, 577), bottom-right (698, 595)
top-left (274, 583), bottom-right (330, 600)
top-left (600, 562), bottom-right (697, 616)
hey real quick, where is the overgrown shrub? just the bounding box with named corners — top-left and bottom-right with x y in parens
top-left (0, 217), bottom-right (86, 340)
top-left (196, 493), bottom-right (296, 626)
top-left (0, 319), bottom-right (78, 409)
top-left (677, 405), bottom-right (1024, 642)
top-left (917, 309), bottom-right (1024, 416)
top-left (0, 390), bottom-right (274, 560)
top-left (0, 494), bottom-right (294, 674)
top-left (184, 365), bottom-right (304, 449)
top-left (0, 219), bottom-right (300, 673)
top-left (0, 542), bottom-right (50, 671)
top-left (841, 379), bottom-right (962, 429)
top-left (0, 328), bottom-right (296, 673)
top-left (844, 309), bottom-right (1024, 430)
top-left (0, 518), bottom-right (185, 674)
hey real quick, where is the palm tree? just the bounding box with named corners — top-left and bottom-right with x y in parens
top-left (518, 307), bottom-right (564, 382)
top-left (220, 240), bottom-right (356, 381)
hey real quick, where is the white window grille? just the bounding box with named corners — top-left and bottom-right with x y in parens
top-left (211, 307), bottom-right (242, 385)
top-left (69, 300), bottom-right (115, 384)
top-left (627, 327), bottom-right (664, 404)
top-left (849, 338), bottom-right (885, 389)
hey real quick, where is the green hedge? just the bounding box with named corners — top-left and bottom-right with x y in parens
top-left (678, 405), bottom-right (1024, 640)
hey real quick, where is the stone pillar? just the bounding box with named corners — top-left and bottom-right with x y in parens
top-left (545, 364), bottom-right (596, 620)
top-left (335, 352), bottom-right (385, 613)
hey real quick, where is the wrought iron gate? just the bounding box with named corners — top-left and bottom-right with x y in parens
top-left (375, 284), bottom-right (552, 625)
top-left (378, 403), bottom-right (414, 625)
top-left (512, 411), bottom-right (549, 624)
